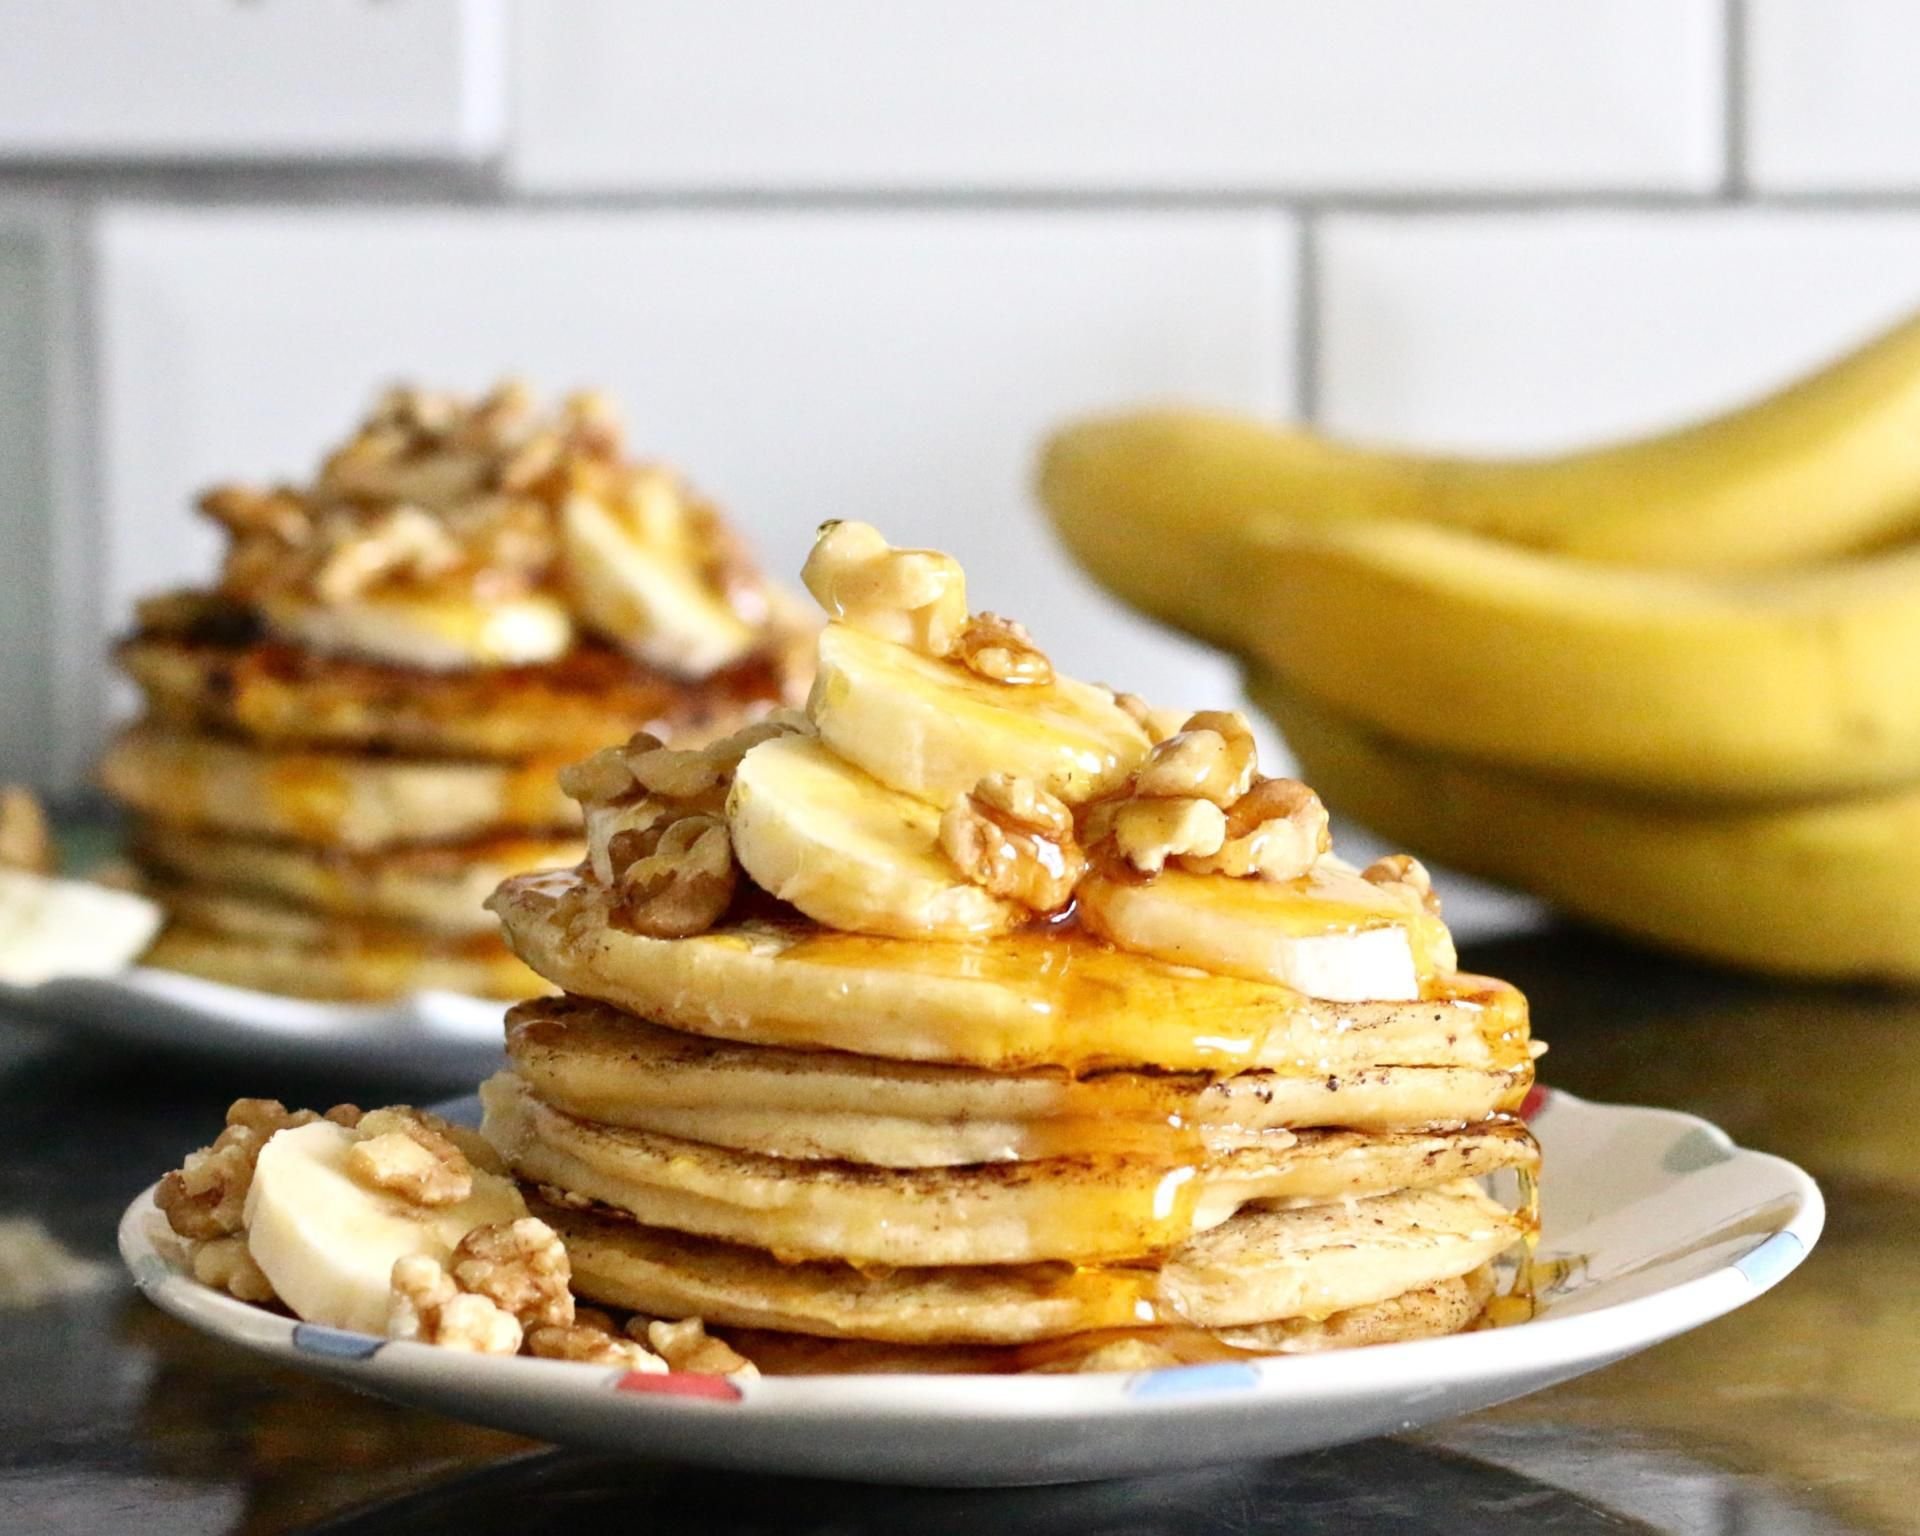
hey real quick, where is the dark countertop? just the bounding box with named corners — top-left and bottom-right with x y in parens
top-left (0, 919), bottom-right (1913, 1534)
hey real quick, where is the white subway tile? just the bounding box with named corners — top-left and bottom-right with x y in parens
top-left (511, 1), bottom-right (1724, 194)
top-left (1316, 211), bottom-right (1920, 452)
top-left (0, 199), bottom-right (89, 796)
top-left (94, 206), bottom-right (1289, 765)
top-left (1746, 0), bottom-right (1920, 192)
top-left (0, 0), bottom-right (506, 160)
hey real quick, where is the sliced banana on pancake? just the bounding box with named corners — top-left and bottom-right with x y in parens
top-left (540, 1179), bottom-right (1520, 1345)
top-left (489, 868), bottom-right (1532, 1074)
top-left (808, 622), bottom-right (1148, 807)
top-left (101, 725), bottom-right (577, 850)
top-left (258, 590), bottom-right (575, 671)
top-left (1076, 862), bottom-right (1455, 1002)
top-left (559, 476), bottom-right (762, 678)
top-left (505, 996), bottom-right (1532, 1166)
top-left (481, 1071), bottom-right (1537, 1267)
top-left (727, 732), bottom-right (1023, 940)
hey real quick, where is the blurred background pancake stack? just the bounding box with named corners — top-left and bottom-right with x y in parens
top-left (100, 384), bottom-right (807, 1000)
top-left (479, 525), bottom-right (1543, 1372)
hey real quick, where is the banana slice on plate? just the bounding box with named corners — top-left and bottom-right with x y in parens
top-left (0, 869), bottom-right (163, 987)
top-left (808, 623), bottom-right (1149, 808)
top-left (728, 733), bottom-right (1023, 940)
top-left (1076, 863), bottom-right (1453, 1002)
top-left (259, 591), bottom-right (575, 671)
top-left (244, 1121), bottom-right (526, 1336)
top-left (560, 473), bottom-right (761, 679)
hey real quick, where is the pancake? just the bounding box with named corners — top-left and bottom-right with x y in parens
top-left (505, 996), bottom-right (1531, 1166)
top-left (481, 1070), bottom-right (1538, 1267)
top-left (538, 1180), bottom-right (1521, 1344)
top-left (119, 629), bottom-right (802, 761)
top-left (489, 869), bottom-right (1532, 1075)
top-left (728, 1266), bottom-right (1498, 1373)
top-left (101, 725), bottom-right (577, 850)
top-left (143, 920), bottom-right (548, 1001)
top-left (135, 823), bottom-right (580, 936)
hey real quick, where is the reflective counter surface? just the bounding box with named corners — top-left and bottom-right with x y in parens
top-left (1, 916), bottom-right (1914, 1534)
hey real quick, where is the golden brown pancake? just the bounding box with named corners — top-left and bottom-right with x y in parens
top-left (538, 1181), bottom-right (1520, 1344)
top-left (134, 822), bottom-right (579, 937)
top-left (504, 996), bottom-right (1531, 1166)
top-left (118, 627), bottom-right (803, 762)
top-left (144, 919), bottom-right (548, 1002)
top-left (482, 1070), bottom-right (1538, 1267)
top-left (101, 725), bottom-right (578, 850)
top-left (489, 870), bottom-right (1531, 1076)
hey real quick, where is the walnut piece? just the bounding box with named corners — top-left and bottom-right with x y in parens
top-left (157, 1099), bottom-right (358, 1241)
top-left (309, 504), bottom-right (464, 604)
top-left (607, 812), bottom-right (738, 939)
top-left (1362, 853), bottom-right (1443, 917)
top-left (450, 1218), bottom-right (574, 1331)
top-left (1132, 711), bottom-right (1258, 807)
top-left (527, 1321), bottom-right (665, 1371)
top-left (950, 612), bottom-right (1053, 686)
top-left (1110, 797), bottom-right (1227, 876)
top-left (1181, 776), bottom-right (1330, 882)
top-left (939, 774), bottom-right (1085, 913)
top-left (190, 1236), bottom-right (276, 1304)
top-left (388, 1254), bottom-right (522, 1355)
top-left (639, 1317), bottom-right (760, 1379)
top-left (0, 786), bottom-right (53, 874)
top-left (1105, 689), bottom-right (1188, 745)
top-left (348, 1107), bottom-right (475, 1207)
top-left (802, 520), bottom-right (968, 657)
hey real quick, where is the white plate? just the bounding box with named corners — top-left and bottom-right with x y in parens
top-left (119, 1088), bottom-right (1822, 1487)
top-left (3, 968), bottom-right (504, 1084)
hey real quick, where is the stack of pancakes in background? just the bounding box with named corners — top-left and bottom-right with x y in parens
top-left (102, 384), bottom-right (806, 1001)
top-left (481, 523), bottom-right (1542, 1372)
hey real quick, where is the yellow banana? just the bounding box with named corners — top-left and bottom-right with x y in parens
top-left (1038, 308), bottom-right (1920, 575)
top-left (1098, 511), bottom-right (1920, 801)
top-left (1251, 671), bottom-right (1920, 982)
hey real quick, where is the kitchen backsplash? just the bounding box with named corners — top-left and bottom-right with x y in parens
top-left (5, 0), bottom-right (1920, 795)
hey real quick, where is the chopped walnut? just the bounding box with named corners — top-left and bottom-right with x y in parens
top-left (1132, 711), bottom-right (1259, 807)
top-left (939, 774), bottom-right (1085, 913)
top-left (0, 786), bottom-right (53, 874)
top-left (802, 520), bottom-right (969, 657)
top-left (1362, 853), bottom-right (1443, 917)
top-left (638, 1317), bottom-right (760, 1379)
top-left (308, 504), bottom-right (464, 604)
top-left (387, 1255), bottom-right (523, 1355)
top-left (348, 1107), bottom-right (475, 1207)
top-left (450, 1219), bottom-right (574, 1331)
top-left (526, 1322), bottom-right (666, 1372)
top-left (608, 811), bottom-right (739, 939)
top-left (190, 1236), bottom-right (276, 1304)
top-left (157, 1099), bottom-right (351, 1241)
top-left (1181, 777), bottom-right (1330, 882)
top-left (1110, 797), bottom-right (1227, 876)
top-left (950, 612), bottom-right (1053, 686)
top-left (1105, 689), bottom-right (1187, 744)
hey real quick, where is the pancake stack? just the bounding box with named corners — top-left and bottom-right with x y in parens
top-left (102, 384), bottom-right (805, 1001)
top-left (483, 522), bottom-right (1541, 1371)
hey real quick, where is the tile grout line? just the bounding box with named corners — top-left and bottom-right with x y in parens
top-left (1724, 0), bottom-right (1749, 197)
top-left (1293, 213), bottom-right (1320, 424)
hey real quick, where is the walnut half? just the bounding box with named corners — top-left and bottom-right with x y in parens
top-left (939, 775), bottom-right (1085, 913)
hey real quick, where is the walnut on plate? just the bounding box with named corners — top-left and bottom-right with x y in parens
top-left (347, 1106), bottom-right (479, 1207)
top-left (157, 1099), bottom-right (360, 1242)
top-left (388, 1253), bottom-right (522, 1355)
top-left (940, 774), bottom-right (1086, 914)
top-left (450, 1218), bottom-right (574, 1331)
top-left (638, 1316), bottom-right (760, 1379)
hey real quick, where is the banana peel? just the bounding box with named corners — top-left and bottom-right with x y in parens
top-left (1039, 308), bottom-right (1920, 575)
top-left (1251, 671), bottom-right (1920, 983)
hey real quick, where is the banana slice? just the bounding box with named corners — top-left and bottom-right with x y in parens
top-left (1076, 863), bottom-right (1453, 1001)
top-left (243, 1121), bottom-right (526, 1335)
top-left (808, 622), bottom-right (1149, 808)
top-left (728, 733), bottom-right (1022, 940)
top-left (0, 870), bottom-right (163, 986)
top-left (259, 591), bottom-right (575, 671)
top-left (560, 481), bottom-right (759, 678)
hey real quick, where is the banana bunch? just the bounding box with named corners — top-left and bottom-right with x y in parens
top-left (1037, 309), bottom-right (1920, 980)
